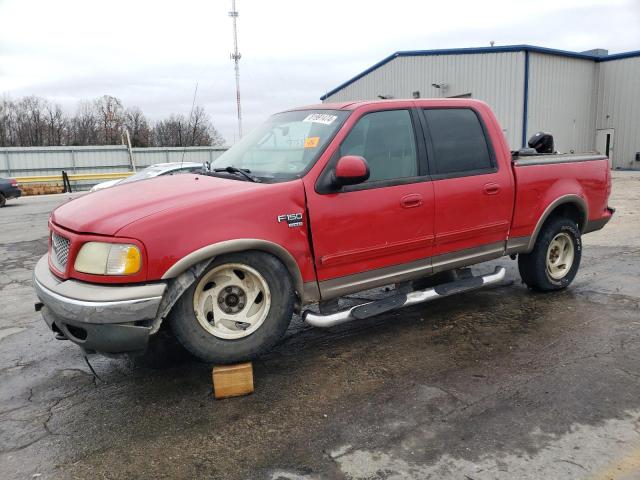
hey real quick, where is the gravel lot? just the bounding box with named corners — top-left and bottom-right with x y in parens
top-left (1, 172), bottom-right (639, 480)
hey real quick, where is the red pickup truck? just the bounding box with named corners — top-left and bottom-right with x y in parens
top-left (33, 99), bottom-right (614, 363)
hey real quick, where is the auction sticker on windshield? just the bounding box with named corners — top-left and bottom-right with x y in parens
top-left (303, 113), bottom-right (337, 125)
top-left (304, 137), bottom-right (320, 148)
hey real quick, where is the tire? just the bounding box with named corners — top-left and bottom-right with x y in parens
top-left (518, 216), bottom-right (582, 291)
top-left (169, 251), bottom-right (295, 363)
top-left (0, 194), bottom-right (5, 208)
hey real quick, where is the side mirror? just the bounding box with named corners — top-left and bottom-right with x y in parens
top-left (334, 155), bottom-right (370, 186)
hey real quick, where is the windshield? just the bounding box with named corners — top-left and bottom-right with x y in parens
top-left (211, 109), bottom-right (349, 181)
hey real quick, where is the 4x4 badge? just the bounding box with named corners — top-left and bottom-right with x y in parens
top-left (277, 213), bottom-right (303, 228)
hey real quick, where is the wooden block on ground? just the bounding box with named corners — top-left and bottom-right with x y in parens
top-left (212, 362), bottom-right (254, 399)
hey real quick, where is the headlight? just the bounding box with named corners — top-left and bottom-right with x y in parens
top-left (74, 242), bottom-right (142, 275)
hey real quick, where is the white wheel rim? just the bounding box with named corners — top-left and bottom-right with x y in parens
top-left (193, 263), bottom-right (272, 340)
top-left (546, 232), bottom-right (575, 280)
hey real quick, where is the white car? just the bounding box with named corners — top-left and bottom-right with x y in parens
top-left (90, 162), bottom-right (205, 192)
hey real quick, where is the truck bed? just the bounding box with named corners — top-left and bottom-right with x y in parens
top-left (509, 152), bottom-right (611, 244)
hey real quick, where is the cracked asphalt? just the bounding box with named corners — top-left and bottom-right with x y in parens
top-left (1, 172), bottom-right (639, 480)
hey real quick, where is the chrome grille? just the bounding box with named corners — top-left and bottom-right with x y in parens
top-left (51, 232), bottom-right (71, 272)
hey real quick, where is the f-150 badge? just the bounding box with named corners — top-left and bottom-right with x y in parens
top-left (277, 213), bottom-right (303, 228)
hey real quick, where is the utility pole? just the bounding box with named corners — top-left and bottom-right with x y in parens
top-left (229, 0), bottom-right (242, 139)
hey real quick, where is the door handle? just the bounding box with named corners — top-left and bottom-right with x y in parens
top-left (483, 183), bottom-right (501, 195)
top-left (401, 194), bottom-right (423, 208)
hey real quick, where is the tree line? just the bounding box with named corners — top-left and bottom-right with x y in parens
top-left (0, 95), bottom-right (225, 148)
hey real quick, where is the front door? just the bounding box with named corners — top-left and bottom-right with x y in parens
top-left (596, 129), bottom-right (614, 169)
top-left (305, 107), bottom-right (435, 299)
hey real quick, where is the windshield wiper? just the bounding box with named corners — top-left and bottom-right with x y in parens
top-left (212, 166), bottom-right (261, 183)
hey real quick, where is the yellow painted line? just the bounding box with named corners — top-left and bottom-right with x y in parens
top-left (14, 172), bottom-right (133, 183)
top-left (590, 444), bottom-right (640, 480)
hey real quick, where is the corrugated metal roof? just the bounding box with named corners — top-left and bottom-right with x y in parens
top-left (321, 44), bottom-right (640, 100)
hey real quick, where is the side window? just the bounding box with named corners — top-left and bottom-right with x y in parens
top-left (423, 108), bottom-right (493, 176)
top-left (339, 110), bottom-right (417, 183)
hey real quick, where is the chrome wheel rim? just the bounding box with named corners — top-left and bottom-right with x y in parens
top-left (546, 232), bottom-right (575, 280)
top-left (193, 263), bottom-right (271, 340)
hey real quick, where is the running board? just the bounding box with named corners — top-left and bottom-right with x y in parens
top-left (302, 266), bottom-right (506, 328)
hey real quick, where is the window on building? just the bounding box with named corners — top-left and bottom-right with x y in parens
top-left (423, 108), bottom-right (493, 176)
top-left (339, 109), bottom-right (417, 182)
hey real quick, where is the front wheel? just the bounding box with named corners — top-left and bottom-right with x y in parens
top-left (518, 217), bottom-right (582, 291)
top-left (169, 251), bottom-right (295, 363)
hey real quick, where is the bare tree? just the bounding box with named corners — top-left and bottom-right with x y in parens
top-left (151, 106), bottom-right (225, 147)
top-left (152, 114), bottom-right (188, 147)
top-left (0, 96), bottom-right (71, 147)
top-left (124, 107), bottom-right (151, 147)
top-left (94, 95), bottom-right (124, 145)
top-left (15, 96), bottom-right (47, 146)
top-left (0, 95), bottom-right (225, 148)
top-left (70, 101), bottom-right (99, 145)
top-left (45, 102), bottom-right (68, 146)
top-left (0, 99), bottom-right (16, 147)
top-left (188, 106), bottom-right (225, 146)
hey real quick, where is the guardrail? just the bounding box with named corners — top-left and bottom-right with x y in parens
top-left (14, 172), bottom-right (133, 184)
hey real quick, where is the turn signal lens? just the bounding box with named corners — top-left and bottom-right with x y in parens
top-left (74, 242), bottom-right (141, 276)
top-left (107, 244), bottom-right (141, 275)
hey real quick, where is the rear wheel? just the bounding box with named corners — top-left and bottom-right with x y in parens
top-left (518, 217), bottom-right (582, 291)
top-left (170, 251), bottom-right (295, 363)
top-left (0, 193), bottom-right (6, 208)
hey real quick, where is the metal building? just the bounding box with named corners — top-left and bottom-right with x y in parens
top-left (321, 45), bottom-right (640, 170)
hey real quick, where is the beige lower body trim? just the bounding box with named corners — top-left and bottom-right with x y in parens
top-left (505, 236), bottom-right (531, 255)
top-left (317, 241), bottom-right (506, 301)
top-left (432, 242), bottom-right (505, 273)
top-left (302, 281), bottom-right (321, 304)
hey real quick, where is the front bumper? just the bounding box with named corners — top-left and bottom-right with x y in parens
top-left (33, 255), bottom-right (166, 354)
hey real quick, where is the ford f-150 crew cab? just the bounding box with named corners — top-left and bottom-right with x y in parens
top-left (33, 99), bottom-right (614, 363)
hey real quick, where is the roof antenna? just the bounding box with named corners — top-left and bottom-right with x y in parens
top-left (180, 81), bottom-right (199, 167)
top-left (490, 41), bottom-right (495, 47)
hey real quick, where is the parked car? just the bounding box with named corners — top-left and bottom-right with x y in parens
top-left (33, 99), bottom-right (614, 363)
top-left (0, 177), bottom-right (22, 207)
top-left (89, 162), bottom-right (205, 192)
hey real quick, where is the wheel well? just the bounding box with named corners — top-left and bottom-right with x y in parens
top-left (525, 198), bottom-right (587, 253)
top-left (161, 240), bottom-right (305, 298)
top-left (545, 202), bottom-right (585, 231)
top-left (153, 247), bottom-right (303, 333)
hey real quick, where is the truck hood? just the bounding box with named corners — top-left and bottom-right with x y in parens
top-left (51, 174), bottom-right (268, 236)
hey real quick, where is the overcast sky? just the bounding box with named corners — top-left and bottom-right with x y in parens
top-left (1, 0), bottom-right (639, 144)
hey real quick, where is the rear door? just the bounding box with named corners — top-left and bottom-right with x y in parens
top-left (419, 107), bottom-right (513, 263)
top-left (306, 105), bottom-right (435, 298)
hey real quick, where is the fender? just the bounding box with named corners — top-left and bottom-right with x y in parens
top-left (524, 194), bottom-right (588, 252)
top-left (161, 238), bottom-right (307, 299)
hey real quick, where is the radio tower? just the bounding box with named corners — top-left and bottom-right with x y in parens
top-left (229, 0), bottom-right (242, 139)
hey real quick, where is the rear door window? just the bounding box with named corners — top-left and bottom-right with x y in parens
top-left (423, 108), bottom-right (494, 178)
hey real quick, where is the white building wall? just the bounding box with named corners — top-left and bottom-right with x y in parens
top-left (526, 53), bottom-right (598, 155)
top-left (596, 56), bottom-right (640, 170)
top-left (323, 52), bottom-right (525, 150)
